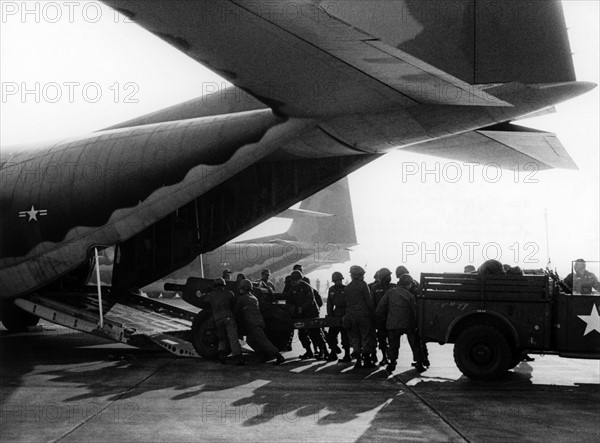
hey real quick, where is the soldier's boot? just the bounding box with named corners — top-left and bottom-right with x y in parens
top-left (362, 352), bottom-right (376, 368)
top-left (354, 355), bottom-right (363, 369)
top-left (274, 353), bottom-right (285, 365)
top-left (386, 360), bottom-right (396, 373)
top-left (412, 359), bottom-right (430, 368)
top-left (318, 344), bottom-right (332, 361)
top-left (218, 351), bottom-right (227, 365)
top-left (340, 348), bottom-right (352, 362)
top-left (299, 348), bottom-right (314, 360)
top-left (326, 350), bottom-right (338, 362)
top-left (414, 361), bottom-right (426, 373)
top-left (379, 349), bottom-right (389, 366)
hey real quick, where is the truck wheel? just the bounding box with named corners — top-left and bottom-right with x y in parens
top-left (1, 303), bottom-right (39, 332)
top-left (454, 325), bottom-right (511, 380)
top-left (191, 311), bottom-right (218, 360)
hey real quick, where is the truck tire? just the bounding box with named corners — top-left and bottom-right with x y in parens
top-left (454, 325), bottom-right (511, 380)
top-left (191, 311), bottom-right (219, 360)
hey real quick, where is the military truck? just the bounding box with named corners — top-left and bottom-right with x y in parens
top-left (418, 271), bottom-right (600, 380)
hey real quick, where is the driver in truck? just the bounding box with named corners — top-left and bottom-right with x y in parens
top-left (563, 259), bottom-right (600, 295)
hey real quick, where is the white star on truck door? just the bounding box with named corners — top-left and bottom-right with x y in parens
top-left (577, 304), bottom-right (600, 336)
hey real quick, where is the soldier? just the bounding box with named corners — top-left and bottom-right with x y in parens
top-left (254, 269), bottom-right (276, 314)
top-left (477, 259), bottom-right (506, 276)
top-left (563, 258), bottom-right (600, 294)
top-left (222, 269), bottom-right (233, 281)
top-left (235, 279), bottom-right (285, 365)
top-left (395, 265), bottom-right (430, 368)
top-left (343, 265), bottom-right (376, 368)
top-left (326, 271), bottom-right (351, 362)
top-left (370, 267), bottom-right (396, 366)
top-left (395, 266), bottom-right (421, 294)
top-left (376, 274), bottom-right (426, 373)
top-left (284, 270), bottom-right (329, 360)
top-left (198, 278), bottom-right (246, 365)
top-left (284, 264), bottom-right (328, 358)
top-left (368, 270), bottom-right (380, 291)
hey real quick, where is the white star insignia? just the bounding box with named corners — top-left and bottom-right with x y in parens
top-left (18, 205), bottom-right (48, 222)
top-left (26, 205), bottom-right (39, 221)
top-left (577, 304), bottom-right (600, 336)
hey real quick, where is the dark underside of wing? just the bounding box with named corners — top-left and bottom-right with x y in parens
top-left (404, 123), bottom-right (578, 170)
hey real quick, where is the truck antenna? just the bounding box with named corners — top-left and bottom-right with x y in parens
top-left (544, 208), bottom-right (551, 269)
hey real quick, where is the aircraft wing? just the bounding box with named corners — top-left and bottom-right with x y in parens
top-left (104, 0), bottom-right (509, 118)
top-left (403, 124), bottom-right (578, 170)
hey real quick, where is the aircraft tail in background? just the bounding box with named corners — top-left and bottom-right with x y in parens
top-left (220, 176), bottom-right (357, 281)
top-left (139, 177), bottom-right (357, 294)
top-left (256, 176), bottom-right (357, 247)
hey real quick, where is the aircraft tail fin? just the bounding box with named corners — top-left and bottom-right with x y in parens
top-left (286, 177), bottom-right (357, 246)
top-left (322, 0), bottom-right (575, 84)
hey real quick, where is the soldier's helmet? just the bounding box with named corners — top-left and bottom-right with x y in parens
top-left (378, 267), bottom-right (392, 277)
top-left (214, 277), bottom-right (226, 287)
top-left (290, 270), bottom-right (303, 281)
top-left (239, 279), bottom-right (253, 291)
top-left (332, 271), bottom-right (343, 281)
top-left (350, 265), bottom-right (365, 276)
top-left (395, 265), bottom-right (409, 277)
top-left (399, 274), bottom-right (414, 285)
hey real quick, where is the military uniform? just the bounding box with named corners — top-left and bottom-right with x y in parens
top-left (235, 292), bottom-right (280, 360)
top-left (396, 272), bottom-right (429, 367)
top-left (254, 279), bottom-right (276, 316)
top-left (326, 283), bottom-right (350, 354)
top-left (376, 286), bottom-right (424, 370)
top-left (284, 279), bottom-right (327, 357)
top-left (198, 288), bottom-right (241, 358)
top-left (343, 279), bottom-right (375, 358)
top-left (370, 280), bottom-right (396, 363)
top-left (564, 270), bottom-right (600, 294)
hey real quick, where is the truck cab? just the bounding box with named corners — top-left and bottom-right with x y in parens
top-left (418, 262), bottom-right (600, 380)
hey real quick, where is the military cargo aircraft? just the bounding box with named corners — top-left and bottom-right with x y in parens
top-left (0, 1), bottom-right (595, 352)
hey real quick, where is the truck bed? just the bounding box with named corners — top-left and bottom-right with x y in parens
top-left (418, 273), bottom-right (552, 350)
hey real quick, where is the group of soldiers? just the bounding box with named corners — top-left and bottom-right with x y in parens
top-left (198, 263), bottom-right (429, 373)
top-left (197, 272), bottom-right (285, 366)
top-left (325, 265), bottom-right (429, 372)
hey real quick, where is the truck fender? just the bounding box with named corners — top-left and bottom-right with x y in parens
top-left (445, 310), bottom-right (520, 348)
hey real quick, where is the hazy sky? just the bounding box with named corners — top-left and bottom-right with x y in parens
top-left (1, 1), bottom-right (598, 281)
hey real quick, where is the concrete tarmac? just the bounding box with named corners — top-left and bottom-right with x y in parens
top-left (1, 320), bottom-right (599, 443)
